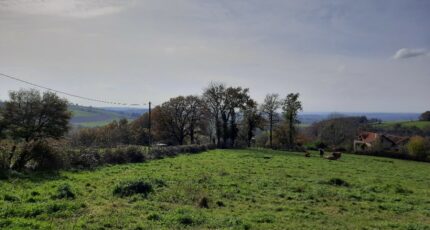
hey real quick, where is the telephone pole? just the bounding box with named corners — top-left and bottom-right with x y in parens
top-left (148, 101), bottom-right (152, 147)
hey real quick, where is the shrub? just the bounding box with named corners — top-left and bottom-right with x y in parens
top-left (52, 184), bottom-right (75, 199)
top-left (66, 148), bottom-right (100, 169)
top-left (124, 146), bottom-right (145, 163)
top-left (113, 180), bottom-right (153, 198)
top-left (11, 140), bottom-right (66, 171)
top-left (407, 136), bottom-right (429, 160)
top-left (103, 148), bottom-right (127, 164)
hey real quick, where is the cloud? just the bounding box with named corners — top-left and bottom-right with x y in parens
top-left (392, 48), bottom-right (428, 59)
top-left (0, 0), bottom-right (132, 18)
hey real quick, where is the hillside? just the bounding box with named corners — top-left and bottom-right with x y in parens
top-left (375, 120), bottom-right (430, 130)
top-left (69, 105), bottom-right (147, 127)
top-left (1, 149), bottom-right (429, 229)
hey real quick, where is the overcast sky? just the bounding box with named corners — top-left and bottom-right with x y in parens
top-left (0, 0), bottom-right (429, 112)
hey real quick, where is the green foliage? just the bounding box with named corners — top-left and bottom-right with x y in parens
top-left (0, 149), bottom-right (429, 229)
top-left (407, 136), bottom-right (429, 159)
top-left (1, 89), bottom-right (71, 142)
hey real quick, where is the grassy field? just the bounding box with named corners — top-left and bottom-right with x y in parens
top-left (1, 149), bottom-right (429, 229)
top-left (375, 120), bottom-right (430, 129)
top-left (69, 106), bottom-right (131, 127)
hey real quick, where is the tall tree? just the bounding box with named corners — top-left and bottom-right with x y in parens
top-left (203, 82), bottom-right (226, 147)
top-left (158, 96), bottom-right (191, 145)
top-left (260, 94), bottom-right (281, 148)
top-left (185, 95), bottom-right (206, 144)
top-left (282, 93), bottom-right (303, 148)
top-left (242, 99), bottom-right (264, 147)
top-left (224, 87), bottom-right (250, 147)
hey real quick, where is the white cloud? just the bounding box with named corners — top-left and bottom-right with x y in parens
top-left (0, 0), bottom-right (132, 18)
top-left (392, 48), bottom-right (428, 59)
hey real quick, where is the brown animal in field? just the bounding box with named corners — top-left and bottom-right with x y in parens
top-left (319, 148), bottom-right (325, 157)
top-left (325, 152), bottom-right (342, 160)
top-left (304, 151), bottom-right (311, 157)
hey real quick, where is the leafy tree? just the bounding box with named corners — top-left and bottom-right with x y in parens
top-left (157, 96), bottom-right (191, 145)
top-left (260, 93), bottom-right (281, 148)
top-left (129, 113), bottom-right (150, 145)
top-left (407, 136), bottom-right (428, 159)
top-left (224, 86), bottom-right (250, 147)
top-left (309, 116), bottom-right (368, 150)
top-left (203, 83), bottom-right (250, 148)
top-left (203, 82), bottom-right (226, 147)
top-left (1, 89), bottom-right (71, 169)
top-left (419, 111), bottom-right (430, 121)
top-left (241, 99), bottom-right (264, 147)
top-left (2, 89), bottom-right (71, 142)
top-left (282, 93), bottom-right (303, 148)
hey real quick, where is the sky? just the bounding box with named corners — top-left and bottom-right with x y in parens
top-left (0, 0), bottom-right (429, 112)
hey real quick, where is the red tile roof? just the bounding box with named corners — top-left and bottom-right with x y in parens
top-left (358, 132), bottom-right (378, 143)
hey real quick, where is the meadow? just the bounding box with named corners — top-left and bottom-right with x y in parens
top-left (0, 149), bottom-right (429, 229)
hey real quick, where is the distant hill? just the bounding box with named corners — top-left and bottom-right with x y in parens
top-left (299, 112), bottom-right (420, 124)
top-left (69, 105), bottom-right (147, 127)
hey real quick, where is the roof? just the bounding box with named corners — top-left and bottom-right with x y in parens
top-left (385, 135), bottom-right (410, 145)
top-left (358, 132), bottom-right (379, 143)
top-left (357, 132), bottom-right (409, 146)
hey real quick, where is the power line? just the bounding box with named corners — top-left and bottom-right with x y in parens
top-left (0, 72), bottom-right (146, 106)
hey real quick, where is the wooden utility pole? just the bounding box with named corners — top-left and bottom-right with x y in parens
top-left (148, 101), bottom-right (152, 147)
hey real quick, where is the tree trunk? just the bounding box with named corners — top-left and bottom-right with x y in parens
top-left (269, 114), bottom-right (273, 149)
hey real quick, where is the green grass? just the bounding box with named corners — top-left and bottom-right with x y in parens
top-left (1, 149), bottom-right (430, 229)
top-left (376, 120), bottom-right (430, 129)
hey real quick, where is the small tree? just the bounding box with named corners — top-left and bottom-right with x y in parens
top-left (419, 111), bottom-right (430, 121)
top-left (407, 136), bottom-right (428, 160)
top-left (1, 89), bottom-right (71, 169)
top-left (282, 93), bottom-right (303, 148)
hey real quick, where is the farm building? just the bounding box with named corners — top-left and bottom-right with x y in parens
top-left (353, 132), bottom-right (409, 153)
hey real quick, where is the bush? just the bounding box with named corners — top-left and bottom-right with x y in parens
top-left (124, 146), bottom-right (146, 163)
top-left (69, 148), bottom-right (100, 169)
top-left (113, 179), bottom-right (153, 198)
top-left (12, 140), bottom-right (64, 171)
top-left (52, 184), bottom-right (75, 199)
top-left (407, 136), bottom-right (429, 160)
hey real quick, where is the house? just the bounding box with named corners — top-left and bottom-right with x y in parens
top-left (353, 132), bottom-right (408, 153)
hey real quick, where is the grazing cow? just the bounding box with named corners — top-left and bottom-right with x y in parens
top-left (326, 152), bottom-right (342, 160)
top-left (319, 148), bottom-right (325, 157)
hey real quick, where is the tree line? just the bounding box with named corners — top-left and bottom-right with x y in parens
top-left (0, 84), bottom-right (304, 171)
top-left (71, 82), bottom-right (303, 149)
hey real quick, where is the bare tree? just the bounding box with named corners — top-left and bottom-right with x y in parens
top-left (260, 94), bottom-right (281, 148)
